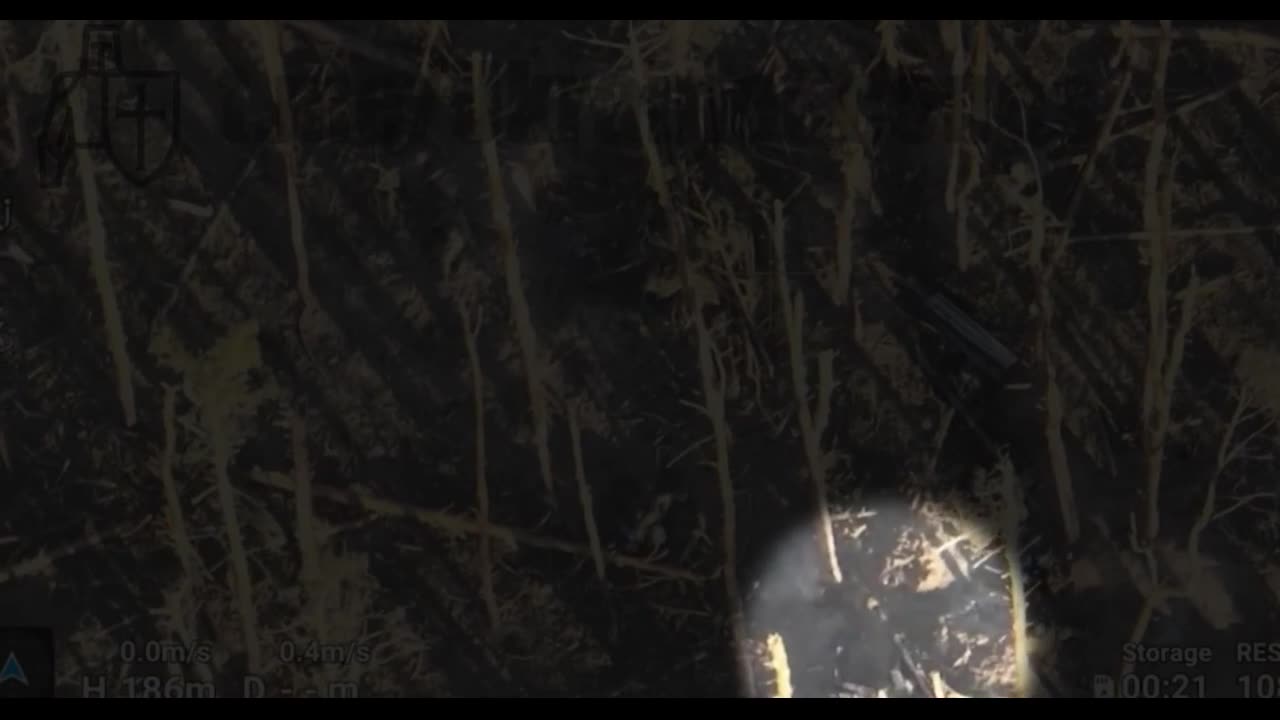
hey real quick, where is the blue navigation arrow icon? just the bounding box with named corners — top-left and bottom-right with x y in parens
top-left (0, 627), bottom-right (53, 696)
top-left (0, 651), bottom-right (28, 685)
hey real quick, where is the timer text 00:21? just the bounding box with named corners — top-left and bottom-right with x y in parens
top-left (1102, 673), bottom-right (1207, 698)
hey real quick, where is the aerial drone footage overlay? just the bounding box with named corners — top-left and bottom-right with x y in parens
top-left (0, 19), bottom-right (1279, 697)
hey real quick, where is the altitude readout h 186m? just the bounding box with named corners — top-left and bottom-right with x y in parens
top-left (81, 674), bottom-right (216, 698)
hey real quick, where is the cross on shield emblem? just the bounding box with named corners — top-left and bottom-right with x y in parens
top-left (101, 69), bottom-right (180, 186)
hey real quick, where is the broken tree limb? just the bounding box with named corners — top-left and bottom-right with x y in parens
top-left (245, 468), bottom-right (706, 583)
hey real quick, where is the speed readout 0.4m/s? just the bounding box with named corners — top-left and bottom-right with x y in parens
top-left (277, 640), bottom-right (371, 666)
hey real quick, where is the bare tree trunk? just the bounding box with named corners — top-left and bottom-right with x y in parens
top-left (771, 201), bottom-right (842, 585)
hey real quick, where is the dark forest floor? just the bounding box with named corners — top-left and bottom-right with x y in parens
top-left (1, 20), bottom-right (1279, 697)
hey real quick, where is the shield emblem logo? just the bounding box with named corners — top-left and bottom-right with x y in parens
top-left (101, 69), bottom-right (180, 185)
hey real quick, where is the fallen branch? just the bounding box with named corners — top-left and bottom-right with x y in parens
top-left (1000, 98), bottom-right (1079, 543)
top-left (1138, 23), bottom-right (1174, 545)
top-left (771, 200), bottom-right (842, 585)
top-left (667, 20), bottom-right (693, 77)
top-left (998, 455), bottom-right (1032, 698)
top-left (925, 407), bottom-right (956, 480)
top-left (59, 21), bottom-right (135, 427)
top-left (940, 20), bottom-right (978, 270)
top-left (290, 408), bottom-right (333, 686)
top-left (1062, 51), bottom-right (1135, 230)
top-left (0, 515), bottom-right (153, 585)
top-left (290, 411), bottom-right (319, 577)
top-left (972, 22), bottom-right (989, 120)
top-left (1119, 595), bottom-right (1158, 677)
top-left (568, 400), bottom-right (607, 580)
top-left (829, 77), bottom-right (879, 304)
top-left (1069, 224), bottom-right (1279, 244)
top-left (1108, 81), bottom-right (1244, 143)
top-left (281, 20), bottom-right (420, 73)
top-left (472, 52), bottom-right (556, 504)
top-left (291, 409), bottom-right (326, 635)
top-left (1212, 493), bottom-right (1276, 521)
top-left (1086, 515), bottom-right (1173, 677)
top-left (211, 416), bottom-right (262, 674)
top-left (833, 150), bottom-right (858, 306)
top-left (1188, 397), bottom-right (1239, 577)
top-left (1074, 23), bottom-right (1280, 53)
top-left (254, 20), bottom-right (315, 308)
top-left (160, 385), bottom-right (203, 588)
top-left (459, 303), bottom-right (500, 629)
top-left (627, 24), bottom-right (752, 692)
top-left (764, 632), bottom-right (793, 698)
top-left (247, 468), bottom-right (705, 582)
top-left (1189, 389), bottom-right (1274, 577)
top-left (182, 321), bottom-right (271, 676)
